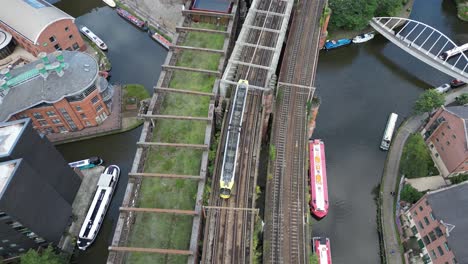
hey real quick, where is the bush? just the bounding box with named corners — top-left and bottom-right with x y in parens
top-left (400, 134), bottom-right (437, 178)
top-left (20, 245), bottom-right (66, 264)
top-left (400, 184), bottom-right (423, 203)
top-left (456, 93), bottom-right (468, 105)
top-left (450, 174), bottom-right (468, 184)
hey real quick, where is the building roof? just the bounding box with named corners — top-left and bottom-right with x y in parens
top-left (191, 0), bottom-right (232, 13)
top-left (0, 0), bottom-right (73, 44)
top-left (0, 29), bottom-right (13, 50)
top-left (0, 51), bottom-right (98, 121)
top-left (0, 119), bottom-right (28, 156)
top-left (0, 159), bottom-right (20, 198)
top-left (427, 182), bottom-right (468, 263)
top-left (445, 105), bottom-right (468, 148)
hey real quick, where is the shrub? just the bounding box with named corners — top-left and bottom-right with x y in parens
top-left (400, 184), bottom-right (423, 203)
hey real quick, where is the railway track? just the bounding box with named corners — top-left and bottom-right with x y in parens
top-left (265, 0), bottom-right (324, 263)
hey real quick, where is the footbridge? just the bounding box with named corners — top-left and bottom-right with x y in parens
top-left (370, 17), bottom-right (468, 83)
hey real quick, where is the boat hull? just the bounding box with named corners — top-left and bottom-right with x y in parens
top-left (352, 33), bottom-right (374, 44)
top-left (324, 39), bottom-right (352, 50)
top-left (313, 237), bottom-right (332, 264)
top-left (116, 8), bottom-right (148, 31)
top-left (103, 0), bottom-right (116, 7)
top-left (149, 31), bottom-right (171, 50)
top-left (80, 26), bottom-right (108, 51)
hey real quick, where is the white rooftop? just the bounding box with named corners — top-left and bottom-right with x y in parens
top-left (0, 160), bottom-right (18, 194)
top-left (0, 122), bottom-right (24, 156)
top-left (97, 173), bottom-right (114, 187)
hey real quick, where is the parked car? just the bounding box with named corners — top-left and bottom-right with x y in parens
top-left (434, 83), bottom-right (451, 93)
top-left (450, 79), bottom-right (466, 88)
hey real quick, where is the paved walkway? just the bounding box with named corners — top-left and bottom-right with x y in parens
top-left (381, 84), bottom-right (468, 263)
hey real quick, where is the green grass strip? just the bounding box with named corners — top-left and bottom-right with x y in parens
top-left (152, 120), bottom-right (206, 144)
top-left (169, 71), bottom-right (215, 93)
top-left (160, 93), bottom-right (210, 117)
top-left (176, 51), bottom-right (221, 71)
top-left (191, 22), bottom-right (227, 31)
top-left (182, 32), bottom-right (225, 50)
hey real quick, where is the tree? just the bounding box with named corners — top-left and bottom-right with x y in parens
top-left (20, 246), bottom-right (66, 264)
top-left (413, 89), bottom-right (445, 115)
top-left (400, 134), bottom-right (434, 178)
top-left (400, 184), bottom-right (423, 203)
top-left (455, 93), bottom-right (468, 105)
top-left (328, 0), bottom-right (378, 30)
top-left (375, 0), bottom-right (404, 16)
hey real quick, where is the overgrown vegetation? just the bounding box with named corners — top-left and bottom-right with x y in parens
top-left (400, 184), bottom-right (423, 203)
top-left (310, 254), bottom-right (319, 264)
top-left (184, 31), bottom-right (225, 50)
top-left (20, 246), bottom-right (66, 264)
top-left (372, 184), bottom-right (386, 264)
top-left (252, 216), bottom-right (263, 264)
top-left (400, 133), bottom-right (438, 178)
top-left (450, 173), bottom-right (468, 184)
top-left (328, 0), bottom-right (409, 30)
top-left (454, 0), bottom-right (468, 21)
top-left (123, 84), bottom-right (150, 107)
top-left (455, 93), bottom-right (468, 105)
top-left (176, 51), bottom-right (221, 71)
top-left (269, 144), bottom-right (276, 161)
top-left (413, 89), bottom-right (445, 115)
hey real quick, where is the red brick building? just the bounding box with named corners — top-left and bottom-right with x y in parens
top-left (400, 182), bottom-right (467, 264)
top-left (0, 0), bottom-right (85, 56)
top-left (422, 106), bottom-right (468, 177)
top-left (0, 51), bottom-right (113, 135)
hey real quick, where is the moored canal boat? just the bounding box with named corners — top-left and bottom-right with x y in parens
top-left (323, 38), bottom-right (352, 50)
top-left (77, 165), bottom-right (120, 250)
top-left (80, 26), bottom-right (108, 51)
top-left (149, 30), bottom-right (171, 50)
top-left (103, 0), bottom-right (116, 7)
top-left (116, 7), bottom-right (148, 31)
top-left (309, 139), bottom-right (329, 219)
top-left (352, 32), bottom-right (374, 44)
top-left (313, 237), bottom-right (332, 264)
top-left (68, 156), bottom-right (103, 170)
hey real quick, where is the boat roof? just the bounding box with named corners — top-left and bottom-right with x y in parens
top-left (317, 243), bottom-right (330, 264)
top-left (78, 187), bottom-right (112, 239)
top-left (97, 173), bottom-right (114, 187)
top-left (310, 141), bottom-right (327, 210)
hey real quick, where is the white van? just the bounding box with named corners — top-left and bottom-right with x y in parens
top-left (434, 83), bottom-right (451, 93)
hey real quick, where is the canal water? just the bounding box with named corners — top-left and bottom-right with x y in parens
top-left (312, 0), bottom-right (466, 263)
top-left (50, 0), bottom-right (466, 262)
top-left (52, 1), bottom-right (168, 262)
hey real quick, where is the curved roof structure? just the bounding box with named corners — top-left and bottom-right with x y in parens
top-left (0, 0), bottom-right (73, 44)
top-left (0, 29), bottom-right (13, 50)
top-left (0, 51), bottom-right (98, 121)
top-left (370, 17), bottom-right (468, 83)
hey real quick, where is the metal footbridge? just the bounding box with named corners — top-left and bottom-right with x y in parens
top-left (370, 17), bottom-right (468, 83)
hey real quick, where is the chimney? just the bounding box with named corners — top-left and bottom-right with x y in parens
top-left (50, 61), bottom-right (64, 77)
top-left (38, 52), bottom-right (49, 64)
top-left (36, 63), bottom-right (49, 79)
top-left (0, 68), bottom-right (12, 80)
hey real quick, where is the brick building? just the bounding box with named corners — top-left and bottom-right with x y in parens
top-left (0, 50), bottom-right (114, 135)
top-left (400, 182), bottom-right (467, 264)
top-left (0, 0), bottom-right (85, 56)
top-left (421, 106), bottom-right (468, 177)
top-left (0, 118), bottom-right (81, 259)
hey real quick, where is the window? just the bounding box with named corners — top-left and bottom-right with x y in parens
top-left (411, 226), bottom-right (418, 235)
top-left (58, 126), bottom-right (67, 132)
top-left (431, 250), bottom-right (437, 259)
top-left (425, 200), bottom-right (429, 205)
top-left (435, 153), bottom-right (439, 157)
top-left (80, 113), bottom-right (87, 119)
top-left (38, 120), bottom-right (48, 126)
top-left (66, 47), bottom-right (72, 51)
top-left (436, 138), bottom-right (439, 142)
top-left (424, 216), bottom-right (430, 225)
top-left (65, 26), bottom-right (69, 31)
top-left (52, 119), bottom-right (61, 124)
top-left (419, 206), bottom-right (423, 211)
top-left (46, 111), bottom-right (55, 116)
top-left (91, 96), bottom-right (99, 104)
top-left (429, 231), bottom-right (437, 241)
top-left (9, 244), bottom-right (17, 248)
top-left (54, 44), bottom-right (62, 50)
top-left (452, 134), bottom-right (456, 139)
top-left (446, 141), bottom-right (450, 145)
top-left (76, 106), bottom-right (82, 111)
top-left (72, 42), bottom-right (79, 50)
top-left (85, 121), bottom-right (92, 126)
top-left (33, 112), bottom-right (44, 119)
top-left (49, 35), bottom-right (56, 42)
top-left (68, 34), bottom-right (73, 39)
top-left (96, 104), bottom-right (103, 112)
top-left (413, 211), bottom-right (418, 216)
top-left (418, 221), bottom-right (424, 229)
top-left (17, 113), bottom-right (28, 119)
top-left (447, 125), bottom-right (451, 129)
top-left (442, 132), bottom-right (445, 136)
top-left (444, 242), bottom-right (450, 251)
top-left (437, 245), bottom-right (444, 256)
top-left (430, 144), bottom-right (434, 148)
top-left (423, 235), bottom-right (431, 245)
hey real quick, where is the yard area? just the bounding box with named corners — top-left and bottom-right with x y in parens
top-left (182, 32), bottom-right (225, 50)
top-left (176, 51), bottom-right (221, 71)
top-left (159, 93), bottom-right (210, 117)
